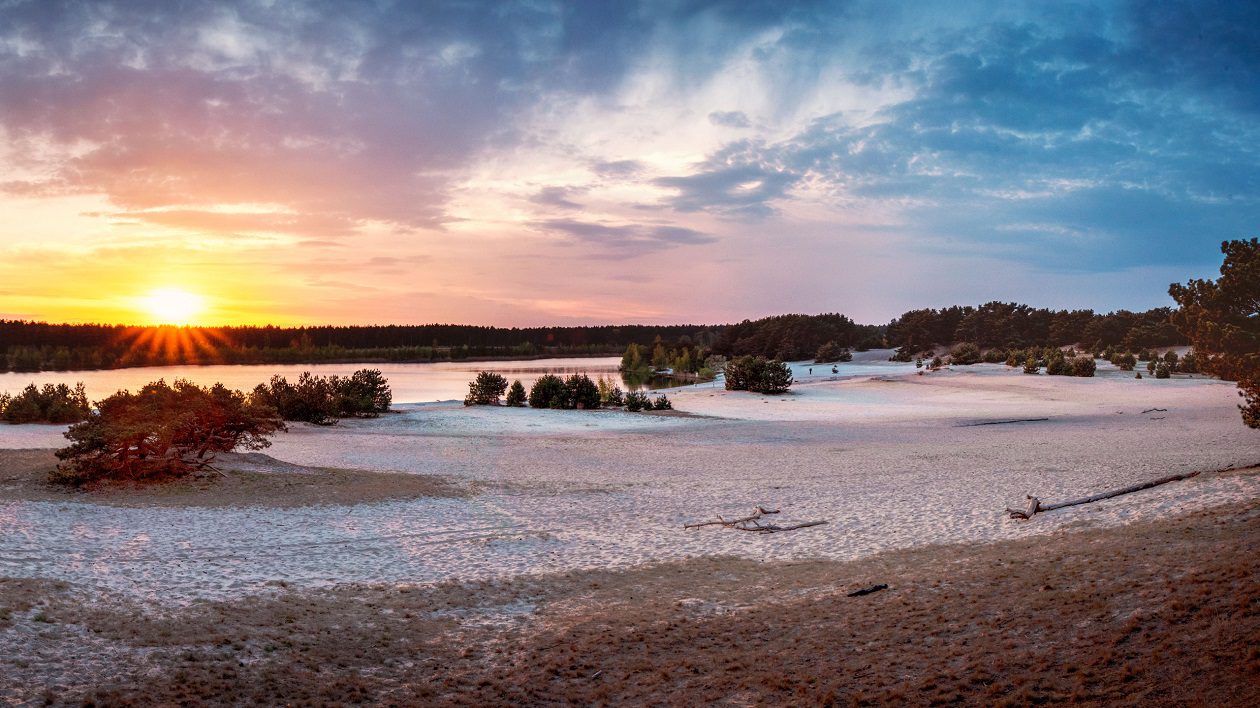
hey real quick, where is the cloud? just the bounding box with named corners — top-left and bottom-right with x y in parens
top-left (529, 186), bottom-right (585, 210)
top-left (535, 218), bottom-right (716, 255)
top-left (708, 110), bottom-right (751, 128)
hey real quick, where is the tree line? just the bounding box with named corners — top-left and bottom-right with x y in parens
top-left (0, 303), bottom-right (1208, 376)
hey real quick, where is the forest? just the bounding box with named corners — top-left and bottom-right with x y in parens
top-left (0, 303), bottom-right (1185, 373)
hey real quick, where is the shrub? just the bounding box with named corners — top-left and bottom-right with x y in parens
top-left (1162, 350), bottom-right (1180, 366)
top-left (336, 369), bottom-right (392, 417)
top-left (1005, 349), bottom-right (1024, 367)
top-left (724, 356), bottom-right (793, 394)
top-left (251, 370), bottom-right (390, 424)
top-left (605, 386), bottom-right (625, 407)
top-left (1070, 357), bottom-right (1096, 377)
top-left (1045, 358), bottom-right (1067, 376)
top-left (888, 347), bottom-right (914, 362)
top-left (566, 374), bottom-right (601, 410)
top-left (948, 342), bottom-right (981, 365)
top-left (1178, 350), bottom-right (1199, 374)
top-left (1112, 352), bottom-right (1137, 371)
top-left (651, 394), bottom-right (672, 410)
top-left (0, 382), bottom-right (90, 424)
top-left (1135, 372), bottom-right (1143, 379)
top-left (624, 390), bottom-right (649, 412)
top-left (981, 348), bottom-right (1006, 364)
top-left (528, 374), bottom-right (568, 409)
top-left (53, 379), bottom-right (284, 486)
top-left (930, 356), bottom-right (943, 370)
top-left (1023, 355), bottom-right (1040, 375)
top-left (1146, 359), bottom-right (1157, 374)
top-left (814, 341), bottom-right (852, 363)
top-left (505, 380), bottom-right (527, 407)
top-left (1155, 362), bottom-right (1172, 379)
top-left (465, 371), bottom-right (509, 405)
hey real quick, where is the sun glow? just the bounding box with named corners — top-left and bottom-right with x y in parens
top-left (139, 288), bottom-right (207, 326)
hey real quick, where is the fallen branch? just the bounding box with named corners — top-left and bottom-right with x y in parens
top-left (847, 583), bottom-right (888, 597)
top-left (958, 418), bottom-right (1049, 427)
top-left (1007, 470), bottom-right (1205, 519)
top-left (684, 507), bottom-right (826, 533)
top-left (1141, 407), bottom-right (1168, 414)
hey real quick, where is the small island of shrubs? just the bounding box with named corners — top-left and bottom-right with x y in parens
top-left (464, 371), bottom-right (672, 411)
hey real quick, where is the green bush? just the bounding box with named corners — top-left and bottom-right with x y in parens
top-left (625, 390), bottom-right (649, 412)
top-left (566, 374), bottom-right (601, 410)
top-left (651, 394), bottom-right (672, 410)
top-left (0, 382), bottom-right (90, 424)
top-left (605, 386), bottom-right (625, 407)
top-left (814, 341), bottom-right (852, 363)
top-left (981, 348), bottom-right (1006, 364)
top-left (1178, 350), bottom-right (1199, 374)
top-left (505, 380), bottom-right (527, 407)
top-left (948, 342), bottom-right (981, 365)
top-left (250, 369), bottom-right (390, 424)
top-left (1112, 352), bottom-right (1137, 371)
top-left (528, 374), bottom-right (568, 409)
top-left (53, 379), bottom-right (284, 485)
top-left (1023, 355), bottom-right (1040, 375)
top-left (465, 371), bottom-right (509, 405)
top-left (1155, 362), bottom-right (1172, 379)
top-left (1070, 357), bottom-right (1096, 377)
top-left (724, 356), bottom-right (793, 394)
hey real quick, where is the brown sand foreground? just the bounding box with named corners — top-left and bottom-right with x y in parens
top-left (2, 496), bottom-right (1257, 706)
top-left (0, 449), bottom-right (468, 507)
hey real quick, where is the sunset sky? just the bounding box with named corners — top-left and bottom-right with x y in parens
top-left (0, 0), bottom-right (1256, 327)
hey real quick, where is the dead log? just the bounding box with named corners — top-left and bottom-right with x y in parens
top-left (957, 415), bottom-right (1048, 428)
top-left (1141, 408), bottom-right (1168, 414)
top-left (684, 508), bottom-right (825, 533)
top-left (683, 507), bottom-right (779, 530)
top-left (1008, 471), bottom-right (1204, 519)
top-left (847, 583), bottom-right (888, 597)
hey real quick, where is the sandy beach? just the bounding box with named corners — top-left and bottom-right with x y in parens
top-left (2, 357), bottom-right (1258, 703)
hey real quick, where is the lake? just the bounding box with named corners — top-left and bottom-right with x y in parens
top-left (0, 357), bottom-right (629, 404)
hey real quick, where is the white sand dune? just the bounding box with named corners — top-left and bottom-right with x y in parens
top-left (1, 364), bottom-right (1256, 604)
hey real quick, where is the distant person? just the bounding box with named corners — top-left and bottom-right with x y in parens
top-left (809, 367), bottom-right (813, 375)
top-left (832, 366), bottom-right (838, 374)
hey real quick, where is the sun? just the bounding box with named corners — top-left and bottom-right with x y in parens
top-left (139, 288), bottom-right (207, 326)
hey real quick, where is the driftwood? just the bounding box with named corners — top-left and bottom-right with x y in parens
top-left (684, 507), bottom-right (828, 534)
top-left (958, 418), bottom-right (1049, 427)
top-left (1007, 470), bottom-right (1205, 519)
top-left (847, 583), bottom-right (888, 597)
top-left (1141, 408), bottom-right (1168, 414)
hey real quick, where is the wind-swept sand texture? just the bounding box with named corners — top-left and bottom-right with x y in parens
top-left (2, 499), bottom-right (1256, 705)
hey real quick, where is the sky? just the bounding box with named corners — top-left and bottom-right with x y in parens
top-left (0, 0), bottom-right (1256, 327)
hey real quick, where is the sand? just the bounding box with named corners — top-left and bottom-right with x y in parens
top-left (1, 362), bottom-right (1258, 703)
top-left (1, 364), bottom-right (1257, 604)
top-left (2, 499), bottom-right (1256, 705)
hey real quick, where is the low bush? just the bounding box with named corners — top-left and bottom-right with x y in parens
top-left (53, 379), bottom-right (284, 485)
top-left (566, 374), bottom-right (601, 410)
top-left (724, 356), bottom-right (793, 394)
top-left (505, 380), bottom-right (527, 407)
top-left (251, 369), bottom-right (390, 424)
top-left (528, 374), bottom-right (568, 409)
top-left (465, 371), bottom-right (509, 405)
top-left (624, 390), bottom-right (649, 412)
top-left (651, 394), bottom-right (672, 410)
top-left (948, 342), bottom-right (981, 365)
top-left (1070, 357), bottom-right (1097, 377)
top-left (0, 382), bottom-right (90, 424)
top-left (814, 342), bottom-right (852, 363)
top-left (1155, 362), bottom-right (1172, 379)
top-left (1023, 355), bottom-right (1040, 375)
